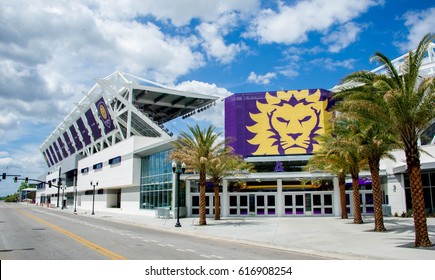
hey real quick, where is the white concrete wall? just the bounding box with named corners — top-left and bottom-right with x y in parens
top-left (380, 144), bottom-right (435, 215)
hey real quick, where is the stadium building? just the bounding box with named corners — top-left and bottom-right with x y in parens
top-left (36, 43), bottom-right (435, 218)
top-left (36, 71), bottom-right (218, 216)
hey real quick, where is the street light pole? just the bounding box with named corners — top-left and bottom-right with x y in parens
top-left (172, 161), bottom-right (186, 227)
top-left (73, 170), bottom-right (77, 214)
top-left (61, 186), bottom-right (65, 209)
top-left (90, 181), bottom-right (98, 215)
top-left (57, 166), bottom-right (61, 208)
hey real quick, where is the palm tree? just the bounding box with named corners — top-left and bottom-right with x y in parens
top-left (305, 134), bottom-right (349, 219)
top-left (328, 118), bottom-right (367, 224)
top-left (335, 73), bottom-right (400, 231)
top-left (336, 33), bottom-right (434, 246)
top-left (208, 150), bottom-right (253, 220)
top-left (170, 124), bottom-right (226, 226)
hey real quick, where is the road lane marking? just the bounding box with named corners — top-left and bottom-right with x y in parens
top-left (18, 209), bottom-right (127, 260)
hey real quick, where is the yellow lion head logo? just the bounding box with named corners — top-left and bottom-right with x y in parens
top-left (246, 89), bottom-right (332, 155)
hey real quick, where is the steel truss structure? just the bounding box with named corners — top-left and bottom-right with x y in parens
top-left (40, 71), bottom-right (218, 169)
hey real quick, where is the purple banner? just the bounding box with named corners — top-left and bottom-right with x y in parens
top-left (45, 148), bottom-right (55, 166)
top-left (85, 108), bottom-right (102, 141)
top-left (95, 97), bottom-right (115, 134)
top-left (63, 131), bottom-right (75, 155)
top-left (225, 89), bottom-right (333, 157)
top-left (57, 137), bottom-right (69, 158)
top-left (49, 145), bottom-right (58, 163)
top-left (42, 151), bottom-right (51, 167)
top-left (76, 117), bottom-right (91, 146)
top-left (69, 125), bottom-right (83, 151)
top-left (52, 141), bottom-right (63, 161)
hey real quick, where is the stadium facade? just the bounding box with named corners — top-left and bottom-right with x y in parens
top-left (36, 44), bottom-right (435, 218)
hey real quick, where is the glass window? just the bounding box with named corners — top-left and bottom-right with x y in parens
top-left (267, 195), bottom-right (275, 206)
top-left (257, 196), bottom-right (265, 207)
top-left (93, 162), bottom-right (103, 170)
top-left (240, 196), bottom-right (248, 207)
top-left (140, 149), bottom-right (174, 210)
top-left (229, 196), bottom-right (237, 207)
top-left (296, 195), bottom-right (304, 206)
top-left (284, 195), bottom-right (293, 206)
top-left (324, 194), bottom-right (332, 206)
top-left (430, 172), bottom-right (435, 187)
top-left (422, 173), bottom-right (430, 186)
top-left (109, 156), bottom-right (121, 165)
top-left (423, 187), bottom-right (432, 211)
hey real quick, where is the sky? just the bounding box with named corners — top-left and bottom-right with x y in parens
top-left (0, 0), bottom-right (434, 196)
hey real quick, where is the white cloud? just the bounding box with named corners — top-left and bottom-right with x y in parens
top-left (276, 66), bottom-right (299, 79)
top-left (398, 7), bottom-right (435, 52)
top-left (247, 71), bottom-right (277, 85)
top-left (246, 0), bottom-right (381, 45)
top-left (197, 21), bottom-right (248, 64)
top-left (0, 0), bottom-right (209, 141)
top-left (174, 80), bottom-right (232, 129)
top-left (92, 0), bottom-right (260, 26)
top-left (310, 58), bottom-right (357, 71)
top-left (322, 22), bottom-right (364, 53)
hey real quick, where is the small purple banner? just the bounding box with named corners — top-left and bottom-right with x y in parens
top-left (95, 97), bottom-right (115, 134)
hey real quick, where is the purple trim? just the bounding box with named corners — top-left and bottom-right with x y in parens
top-left (345, 178), bottom-right (372, 187)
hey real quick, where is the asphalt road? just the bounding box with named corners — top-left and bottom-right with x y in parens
top-left (0, 203), bottom-right (328, 260)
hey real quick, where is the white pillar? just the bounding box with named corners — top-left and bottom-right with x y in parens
top-left (185, 179), bottom-right (191, 217)
top-left (222, 179), bottom-right (229, 217)
top-left (277, 179), bottom-right (283, 217)
top-left (332, 176), bottom-right (340, 217)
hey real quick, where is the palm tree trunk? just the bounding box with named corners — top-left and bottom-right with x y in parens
top-left (338, 172), bottom-right (348, 219)
top-left (369, 158), bottom-right (386, 231)
top-left (214, 183), bottom-right (220, 220)
top-left (405, 144), bottom-right (432, 247)
top-left (199, 166), bottom-right (207, 226)
top-left (351, 172), bottom-right (363, 224)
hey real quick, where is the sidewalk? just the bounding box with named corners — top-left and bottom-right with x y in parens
top-left (51, 206), bottom-right (435, 260)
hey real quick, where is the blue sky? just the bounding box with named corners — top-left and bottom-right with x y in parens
top-left (0, 0), bottom-right (434, 196)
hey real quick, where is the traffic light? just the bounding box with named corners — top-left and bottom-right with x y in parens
top-left (25, 177), bottom-right (28, 183)
top-left (14, 176), bottom-right (18, 183)
top-left (48, 181), bottom-right (52, 188)
top-left (58, 178), bottom-right (62, 186)
top-left (2, 173), bottom-right (5, 180)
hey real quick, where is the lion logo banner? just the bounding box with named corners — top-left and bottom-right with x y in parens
top-left (225, 89), bottom-right (333, 157)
